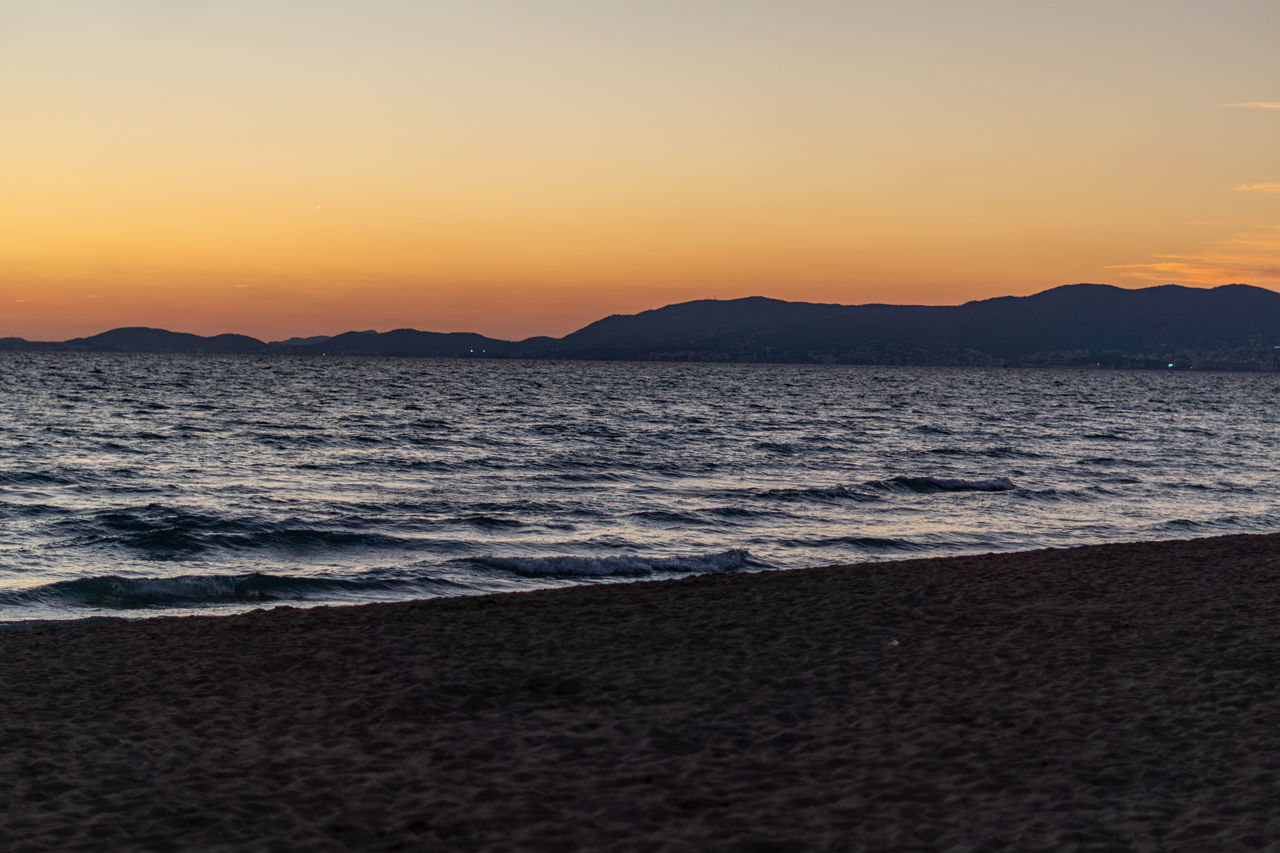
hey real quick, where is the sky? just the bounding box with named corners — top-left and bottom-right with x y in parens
top-left (3, 0), bottom-right (1278, 341)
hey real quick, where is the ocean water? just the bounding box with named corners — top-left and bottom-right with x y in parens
top-left (2, 353), bottom-right (1278, 622)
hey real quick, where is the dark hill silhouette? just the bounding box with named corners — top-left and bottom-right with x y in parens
top-left (66, 327), bottom-right (270, 354)
top-left (279, 329), bottom-right (516, 357)
top-left (944, 283), bottom-right (1280, 358)
top-left (546, 284), bottom-right (1280, 364)
top-left (274, 334), bottom-right (333, 347)
top-left (553, 296), bottom-right (936, 360)
top-left (0, 337), bottom-right (62, 351)
top-left (6, 283), bottom-right (1279, 366)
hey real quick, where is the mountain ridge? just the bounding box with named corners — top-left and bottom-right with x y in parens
top-left (3, 283), bottom-right (1279, 368)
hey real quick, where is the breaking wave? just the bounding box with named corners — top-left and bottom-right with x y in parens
top-left (473, 549), bottom-right (761, 578)
top-left (0, 571), bottom-right (466, 610)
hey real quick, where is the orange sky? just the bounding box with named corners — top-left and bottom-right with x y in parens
top-left (3, 1), bottom-right (1278, 341)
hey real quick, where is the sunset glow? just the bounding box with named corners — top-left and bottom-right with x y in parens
top-left (3, 0), bottom-right (1279, 341)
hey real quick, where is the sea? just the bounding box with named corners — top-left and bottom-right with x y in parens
top-left (2, 353), bottom-right (1278, 623)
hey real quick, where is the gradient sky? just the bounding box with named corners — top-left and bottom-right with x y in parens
top-left (3, 0), bottom-right (1278, 341)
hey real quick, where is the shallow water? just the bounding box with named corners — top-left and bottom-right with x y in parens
top-left (2, 353), bottom-right (1277, 620)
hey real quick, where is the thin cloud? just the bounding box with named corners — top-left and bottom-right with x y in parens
top-left (1224, 102), bottom-right (1280, 109)
top-left (1236, 183), bottom-right (1280, 193)
top-left (1106, 226), bottom-right (1280, 286)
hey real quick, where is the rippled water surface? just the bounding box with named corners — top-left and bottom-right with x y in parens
top-left (2, 354), bottom-right (1278, 620)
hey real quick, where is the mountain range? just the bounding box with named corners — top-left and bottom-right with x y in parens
top-left (4, 283), bottom-right (1280, 368)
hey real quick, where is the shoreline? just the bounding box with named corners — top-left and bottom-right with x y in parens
top-left (2, 525), bottom-right (1274, 629)
top-left (5, 532), bottom-right (1280, 848)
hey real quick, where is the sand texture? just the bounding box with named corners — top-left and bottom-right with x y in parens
top-left (4, 533), bottom-right (1280, 850)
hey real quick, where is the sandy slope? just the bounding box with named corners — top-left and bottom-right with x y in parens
top-left (4, 534), bottom-right (1280, 850)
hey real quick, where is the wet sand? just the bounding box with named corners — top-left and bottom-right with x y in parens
top-left (4, 533), bottom-right (1280, 850)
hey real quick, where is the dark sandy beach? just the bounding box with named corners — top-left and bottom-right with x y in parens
top-left (4, 533), bottom-right (1280, 850)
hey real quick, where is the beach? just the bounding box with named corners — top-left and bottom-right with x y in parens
top-left (4, 533), bottom-right (1280, 850)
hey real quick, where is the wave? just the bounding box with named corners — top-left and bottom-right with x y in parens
top-left (0, 468), bottom-right (147, 487)
top-left (0, 501), bottom-right (73, 519)
top-left (0, 570), bottom-right (468, 610)
top-left (626, 506), bottom-right (780, 527)
top-left (473, 549), bottom-right (760, 578)
top-left (451, 514), bottom-right (525, 530)
top-left (759, 484), bottom-right (882, 502)
top-left (923, 446), bottom-right (1038, 459)
top-left (626, 509), bottom-right (709, 526)
top-left (778, 535), bottom-right (918, 550)
top-left (753, 441), bottom-right (797, 454)
top-left (0, 471), bottom-right (79, 486)
top-left (1144, 514), bottom-right (1267, 534)
top-left (869, 476), bottom-right (1016, 493)
top-left (530, 471), bottom-right (635, 484)
top-left (52, 506), bottom-right (420, 560)
top-left (980, 445), bottom-right (1044, 460)
top-left (1012, 486), bottom-right (1106, 502)
top-left (748, 475), bottom-right (1016, 504)
top-left (701, 506), bottom-right (777, 519)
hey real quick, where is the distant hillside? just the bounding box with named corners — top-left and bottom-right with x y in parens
top-left (277, 329), bottom-right (517, 357)
top-left (539, 284), bottom-right (1280, 366)
top-left (64, 327), bottom-right (271, 354)
top-left (5, 284), bottom-right (1280, 368)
